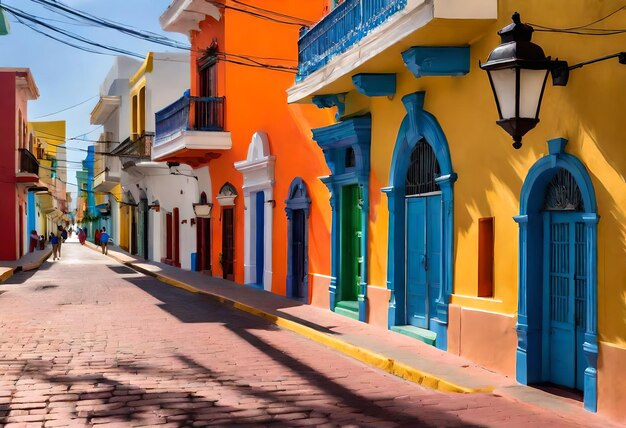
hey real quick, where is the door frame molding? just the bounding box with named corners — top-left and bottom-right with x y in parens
top-left (285, 177), bottom-right (311, 302)
top-left (514, 137), bottom-right (598, 412)
top-left (382, 91), bottom-right (456, 351)
top-left (312, 115), bottom-right (371, 322)
top-left (234, 131), bottom-right (275, 292)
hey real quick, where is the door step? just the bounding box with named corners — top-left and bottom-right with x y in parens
top-left (334, 300), bottom-right (359, 320)
top-left (391, 325), bottom-right (437, 346)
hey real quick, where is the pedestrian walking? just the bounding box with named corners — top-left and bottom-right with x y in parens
top-left (100, 227), bottom-right (109, 255)
top-left (29, 230), bottom-right (38, 252)
top-left (50, 232), bottom-right (59, 260)
top-left (56, 226), bottom-right (64, 259)
top-left (78, 228), bottom-right (86, 245)
top-left (95, 228), bottom-right (101, 246)
top-left (61, 227), bottom-right (68, 242)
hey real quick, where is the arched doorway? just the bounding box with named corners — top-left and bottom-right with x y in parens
top-left (383, 92), bottom-right (455, 350)
top-left (234, 131), bottom-right (275, 291)
top-left (285, 177), bottom-right (311, 301)
top-left (138, 191), bottom-right (148, 260)
top-left (217, 182), bottom-right (238, 281)
top-left (515, 138), bottom-right (598, 412)
top-left (405, 139), bottom-right (442, 331)
top-left (196, 192), bottom-right (212, 272)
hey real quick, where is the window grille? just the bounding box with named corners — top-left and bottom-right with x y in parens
top-left (405, 139), bottom-right (440, 196)
top-left (543, 169), bottom-right (584, 211)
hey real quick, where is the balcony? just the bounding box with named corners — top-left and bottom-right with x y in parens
top-left (297, 0), bottom-right (407, 81)
top-left (93, 167), bottom-right (120, 192)
top-left (16, 148), bottom-right (39, 183)
top-left (93, 132), bottom-right (120, 192)
top-left (289, 0), bottom-right (497, 103)
top-left (110, 133), bottom-right (154, 169)
top-left (152, 92), bottom-right (231, 165)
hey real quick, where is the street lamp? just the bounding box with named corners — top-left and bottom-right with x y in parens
top-left (480, 12), bottom-right (555, 149)
top-left (482, 12), bottom-right (626, 149)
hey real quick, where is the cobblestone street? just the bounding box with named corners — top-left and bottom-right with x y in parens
top-left (0, 242), bottom-right (615, 427)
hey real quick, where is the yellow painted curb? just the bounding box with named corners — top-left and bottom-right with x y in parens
top-left (146, 271), bottom-right (494, 394)
top-left (0, 268), bottom-right (13, 283)
top-left (86, 244), bottom-right (494, 394)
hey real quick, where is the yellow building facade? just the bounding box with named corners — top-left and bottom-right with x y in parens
top-left (290, 0), bottom-right (626, 421)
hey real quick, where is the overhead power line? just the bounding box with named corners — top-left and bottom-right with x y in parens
top-left (529, 6), bottom-right (626, 36)
top-left (29, 0), bottom-right (191, 49)
top-left (34, 94), bottom-right (98, 119)
top-left (1, 3), bottom-right (145, 58)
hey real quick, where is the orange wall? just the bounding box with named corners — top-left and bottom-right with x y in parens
top-left (191, 1), bottom-right (332, 295)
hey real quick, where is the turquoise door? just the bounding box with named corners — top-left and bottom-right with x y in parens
top-left (406, 194), bottom-right (441, 328)
top-left (543, 212), bottom-right (586, 390)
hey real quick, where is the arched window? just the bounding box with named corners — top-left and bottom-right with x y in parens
top-left (200, 191), bottom-right (208, 204)
top-left (543, 169), bottom-right (584, 211)
top-left (405, 139), bottom-right (441, 196)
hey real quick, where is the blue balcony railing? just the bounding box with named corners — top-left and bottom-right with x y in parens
top-left (297, 0), bottom-right (407, 81)
top-left (155, 92), bottom-right (225, 147)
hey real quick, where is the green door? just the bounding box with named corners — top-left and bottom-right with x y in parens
top-left (337, 184), bottom-right (362, 318)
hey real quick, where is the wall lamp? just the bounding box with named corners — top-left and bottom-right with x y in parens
top-left (480, 12), bottom-right (626, 149)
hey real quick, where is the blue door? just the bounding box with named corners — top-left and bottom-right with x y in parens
top-left (543, 212), bottom-right (586, 390)
top-left (255, 191), bottom-right (265, 285)
top-left (406, 194), bottom-right (441, 328)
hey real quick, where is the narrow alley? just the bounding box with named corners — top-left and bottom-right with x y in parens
top-left (0, 242), bottom-right (614, 427)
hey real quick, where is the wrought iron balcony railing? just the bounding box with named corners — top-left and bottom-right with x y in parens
top-left (297, 0), bottom-right (407, 81)
top-left (18, 148), bottom-right (39, 175)
top-left (155, 94), bottom-right (225, 147)
top-left (111, 133), bottom-right (154, 159)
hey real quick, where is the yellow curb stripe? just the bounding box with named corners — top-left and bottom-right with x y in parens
top-left (0, 269), bottom-right (14, 283)
top-left (86, 244), bottom-right (494, 394)
top-left (149, 272), bottom-right (493, 394)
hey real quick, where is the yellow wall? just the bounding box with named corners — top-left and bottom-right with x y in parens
top-left (29, 121), bottom-right (65, 157)
top-left (337, 0), bottom-right (626, 347)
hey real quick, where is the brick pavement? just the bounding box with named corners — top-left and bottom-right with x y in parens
top-left (0, 242), bottom-right (618, 427)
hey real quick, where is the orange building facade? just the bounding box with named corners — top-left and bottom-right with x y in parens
top-left (157, 0), bottom-right (333, 301)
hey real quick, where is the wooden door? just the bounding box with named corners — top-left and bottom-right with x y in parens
top-left (544, 212), bottom-right (586, 390)
top-left (339, 185), bottom-right (361, 303)
top-left (292, 209), bottom-right (306, 299)
top-left (222, 208), bottom-right (234, 280)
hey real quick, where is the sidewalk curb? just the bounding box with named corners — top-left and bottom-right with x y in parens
top-left (87, 243), bottom-right (493, 395)
top-left (0, 268), bottom-right (13, 283)
top-left (22, 248), bottom-right (52, 272)
top-left (0, 248), bottom-right (52, 283)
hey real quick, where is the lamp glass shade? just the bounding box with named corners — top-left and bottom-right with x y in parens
top-left (519, 68), bottom-right (549, 118)
top-left (489, 68), bottom-right (516, 119)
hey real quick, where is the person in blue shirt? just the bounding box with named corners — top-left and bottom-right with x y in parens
top-left (100, 226), bottom-right (110, 255)
top-left (50, 232), bottom-right (59, 260)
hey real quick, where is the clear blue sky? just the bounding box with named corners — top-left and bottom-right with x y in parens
top-left (0, 0), bottom-right (188, 204)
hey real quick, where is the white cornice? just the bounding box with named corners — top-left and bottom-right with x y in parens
top-left (90, 96), bottom-right (121, 125)
top-left (160, 0), bottom-right (221, 38)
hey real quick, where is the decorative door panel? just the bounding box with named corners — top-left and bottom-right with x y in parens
top-left (293, 209), bottom-right (306, 298)
top-left (545, 212), bottom-right (587, 390)
top-left (406, 197), bottom-right (428, 328)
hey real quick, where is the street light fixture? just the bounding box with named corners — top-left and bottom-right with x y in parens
top-left (480, 12), bottom-right (556, 149)
top-left (481, 12), bottom-right (626, 149)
